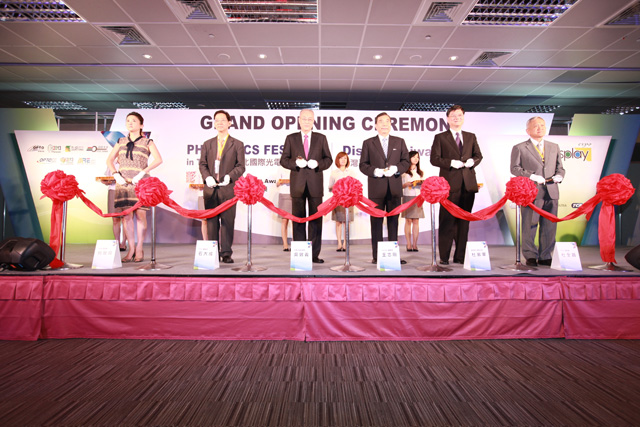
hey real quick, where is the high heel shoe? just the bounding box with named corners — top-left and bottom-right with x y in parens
top-left (134, 251), bottom-right (144, 262)
top-left (122, 252), bottom-right (135, 263)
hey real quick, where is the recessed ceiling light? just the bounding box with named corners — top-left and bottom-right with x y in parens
top-left (259, 54), bottom-right (267, 59)
top-left (218, 53), bottom-right (230, 60)
top-left (373, 54), bottom-right (382, 60)
top-left (449, 55), bottom-right (458, 61)
top-left (208, 34), bottom-right (215, 38)
top-left (143, 54), bottom-right (152, 59)
top-left (425, 35), bottom-right (432, 40)
top-left (409, 54), bottom-right (422, 61)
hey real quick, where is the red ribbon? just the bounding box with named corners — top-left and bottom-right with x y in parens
top-left (41, 172), bottom-right (635, 265)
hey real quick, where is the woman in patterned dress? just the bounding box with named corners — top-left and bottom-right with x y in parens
top-left (328, 152), bottom-right (358, 252)
top-left (401, 151), bottom-right (425, 252)
top-left (106, 112), bottom-right (163, 263)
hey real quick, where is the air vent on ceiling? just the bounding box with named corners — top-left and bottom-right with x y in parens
top-left (471, 51), bottom-right (511, 66)
top-left (401, 102), bottom-right (454, 112)
top-left (266, 101), bottom-right (319, 110)
top-left (463, 0), bottom-right (579, 26)
top-left (23, 100), bottom-right (87, 110)
top-left (218, 0), bottom-right (318, 23)
top-left (605, 1), bottom-right (640, 25)
top-left (0, 0), bottom-right (84, 22)
top-left (133, 102), bottom-right (189, 109)
top-left (101, 26), bottom-right (150, 46)
top-left (423, 2), bottom-right (462, 23)
top-left (172, 0), bottom-right (216, 20)
top-left (526, 105), bottom-right (560, 113)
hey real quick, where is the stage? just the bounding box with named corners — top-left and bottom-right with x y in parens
top-left (1, 244), bottom-right (639, 342)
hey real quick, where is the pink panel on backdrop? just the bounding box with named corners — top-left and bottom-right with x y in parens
top-left (0, 277), bottom-right (44, 340)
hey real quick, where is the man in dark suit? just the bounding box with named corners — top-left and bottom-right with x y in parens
top-left (359, 112), bottom-right (410, 263)
top-left (510, 116), bottom-right (565, 267)
top-left (279, 109), bottom-right (332, 263)
top-left (199, 110), bottom-right (245, 264)
top-left (430, 105), bottom-right (483, 265)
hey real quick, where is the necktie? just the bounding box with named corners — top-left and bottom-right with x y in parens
top-left (537, 141), bottom-right (544, 160)
top-left (303, 134), bottom-right (309, 159)
top-left (456, 132), bottom-right (462, 152)
top-left (382, 137), bottom-right (388, 158)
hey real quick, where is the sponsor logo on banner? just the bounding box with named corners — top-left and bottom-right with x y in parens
top-left (561, 147), bottom-right (591, 161)
top-left (37, 157), bottom-right (56, 164)
top-left (59, 157), bottom-right (74, 165)
top-left (86, 145), bottom-right (109, 152)
top-left (65, 145), bottom-right (85, 152)
top-left (28, 145), bottom-right (45, 152)
top-left (571, 203), bottom-right (583, 208)
top-left (48, 145), bottom-right (62, 153)
top-left (77, 157), bottom-right (95, 165)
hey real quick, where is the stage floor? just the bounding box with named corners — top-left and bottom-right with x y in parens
top-left (3, 243), bottom-right (638, 278)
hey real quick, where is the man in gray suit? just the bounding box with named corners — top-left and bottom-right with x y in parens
top-left (279, 109), bottom-right (332, 263)
top-left (199, 110), bottom-right (245, 263)
top-left (359, 112), bottom-right (410, 263)
top-left (510, 116), bottom-right (565, 267)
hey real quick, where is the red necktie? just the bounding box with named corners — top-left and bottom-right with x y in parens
top-left (303, 134), bottom-right (309, 159)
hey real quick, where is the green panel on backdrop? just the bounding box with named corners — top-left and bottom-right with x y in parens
top-left (0, 108), bottom-right (58, 239)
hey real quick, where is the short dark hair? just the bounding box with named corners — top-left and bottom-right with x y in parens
top-left (446, 105), bottom-right (465, 117)
top-left (214, 110), bottom-right (231, 121)
top-left (334, 151), bottom-right (350, 168)
top-left (126, 111), bottom-right (144, 125)
top-left (375, 112), bottom-right (390, 123)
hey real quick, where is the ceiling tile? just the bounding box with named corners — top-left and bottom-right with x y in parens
top-left (553, 0), bottom-right (634, 27)
top-left (80, 47), bottom-right (136, 63)
top-left (63, 0), bottom-right (131, 23)
top-left (517, 70), bottom-right (566, 83)
top-left (40, 47), bottom-right (100, 63)
top-left (183, 24), bottom-right (237, 47)
top-left (524, 28), bottom-right (589, 50)
top-left (585, 70), bottom-right (640, 83)
top-left (542, 50), bottom-right (598, 68)
top-left (179, 67), bottom-right (218, 80)
top-left (0, 46), bottom-right (60, 63)
top-left (113, 0), bottom-right (178, 22)
top-left (288, 79), bottom-right (320, 91)
top-left (139, 24), bottom-right (195, 46)
top-left (386, 67), bottom-right (426, 80)
top-left (320, 67), bottom-right (355, 80)
top-left (120, 47), bottom-right (173, 64)
top-left (109, 67), bottom-right (154, 79)
top-left (431, 49), bottom-right (479, 66)
top-left (320, 47), bottom-right (359, 64)
top-left (613, 52), bottom-right (640, 67)
top-left (361, 26), bottom-right (410, 48)
top-left (321, 25), bottom-right (364, 47)
top-left (46, 23), bottom-right (113, 47)
top-left (403, 27), bottom-right (456, 49)
top-left (216, 67), bottom-right (258, 90)
top-left (446, 27), bottom-right (543, 50)
top-left (353, 67), bottom-right (389, 80)
top-left (161, 47), bottom-right (209, 64)
top-left (232, 24), bottom-right (318, 47)
top-left (577, 51), bottom-right (636, 68)
top-left (1, 23), bottom-right (73, 47)
top-left (73, 67), bottom-right (122, 80)
top-left (567, 28), bottom-right (634, 50)
top-left (503, 51), bottom-right (557, 67)
top-left (394, 48), bottom-right (439, 65)
top-left (251, 66), bottom-right (312, 80)
top-left (357, 47), bottom-right (402, 64)
top-left (320, 0), bottom-right (370, 24)
top-left (281, 48), bottom-right (320, 65)
top-left (454, 69), bottom-right (495, 82)
top-left (199, 47), bottom-right (243, 64)
top-left (368, 0), bottom-right (422, 25)
top-left (239, 47), bottom-right (283, 64)
top-left (320, 79), bottom-right (353, 90)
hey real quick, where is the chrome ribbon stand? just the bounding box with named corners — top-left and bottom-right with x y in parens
top-left (233, 204), bottom-right (266, 272)
top-left (331, 206), bottom-right (364, 272)
top-left (417, 203), bottom-right (451, 272)
top-left (500, 204), bottom-right (535, 271)
top-left (138, 206), bottom-right (171, 271)
top-left (56, 200), bottom-right (82, 270)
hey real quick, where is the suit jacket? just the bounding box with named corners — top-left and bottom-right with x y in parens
top-left (510, 139), bottom-right (565, 200)
top-left (279, 132), bottom-right (332, 198)
top-left (199, 135), bottom-right (246, 200)
top-left (359, 135), bottom-right (410, 199)
top-left (430, 130), bottom-right (482, 193)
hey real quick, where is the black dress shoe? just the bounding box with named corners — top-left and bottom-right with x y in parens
top-left (372, 259), bottom-right (377, 264)
top-left (440, 260), bottom-right (449, 265)
top-left (221, 255), bottom-right (234, 264)
top-left (400, 259), bottom-right (407, 265)
top-left (283, 247), bottom-right (290, 252)
top-left (312, 258), bottom-right (324, 264)
top-left (538, 259), bottom-right (552, 266)
top-left (453, 259), bottom-right (464, 264)
top-left (525, 258), bottom-right (537, 267)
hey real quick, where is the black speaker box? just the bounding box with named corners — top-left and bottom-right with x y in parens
top-left (0, 237), bottom-right (56, 271)
top-left (625, 244), bottom-right (640, 271)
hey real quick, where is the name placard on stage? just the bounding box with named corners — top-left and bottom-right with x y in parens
top-left (194, 240), bottom-right (219, 270)
top-left (91, 240), bottom-right (122, 269)
top-left (377, 241), bottom-right (401, 271)
top-left (551, 242), bottom-right (582, 271)
top-left (464, 241), bottom-right (491, 271)
top-left (290, 241), bottom-right (312, 271)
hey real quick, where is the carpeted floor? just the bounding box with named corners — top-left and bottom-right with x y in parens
top-left (1, 339), bottom-right (639, 426)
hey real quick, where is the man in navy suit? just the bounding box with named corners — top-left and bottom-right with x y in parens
top-left (359, 112), bottom-right (410, 263)
top-left (280, 109), bottom-right (332, 263)
top-left (430, 105), bottom-right (483, 265)
top-left (199, 110), bottom-right (246, 264)
top-left (510, 116), bottom-right (565, 266)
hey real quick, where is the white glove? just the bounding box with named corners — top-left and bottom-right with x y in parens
top-left (552, 175), bottom-right (563, 183)
top-left (296, 158), bottom-right (308, 168)
top-left (450, 160), bottom-right (464, 169)
top-left (383, 168), bottom-right (395, 177)
top-left (374, 168), bottom-right (384, 178)
top-left (205, 176), bottom-right (217, 188)
top-left (530, 174), bottom-right (545, 185)
top-left (221, 175), bottom-right (231, 186)
top-left (307, 159), bottom-right (318, 169)
top-left (114, 173), bottom-right (126, 185)
top-left (388, 165), bottom-right (398, 175)
top-left (464, 158), bottom-right (475, 168)
top-left (132, 171), bottom-right (145, 185)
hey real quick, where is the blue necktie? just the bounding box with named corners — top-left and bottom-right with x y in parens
top-left (382, 137), bottom-right (388, 158)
